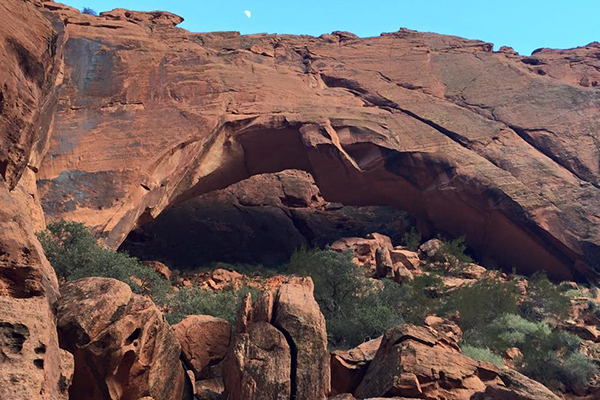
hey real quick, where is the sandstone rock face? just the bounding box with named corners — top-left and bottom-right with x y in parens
top-left (472, 368), bottom-right (561, 400)
top-left (0, 0), bottom-right (61, 190)
top-left (0, 2), bottom-right (72, 398)
top-left (172, 315), bottom-right (231, 380)
top-left (330, 336), bottom-right (382, 395)
top-left (56, 277), bottom-right (190, 400)
top-left (30, 3), bottom-right (600, 281)
top-left (223, 278), bottom-right (330, 400)
top-left (354, 324), bottom-right (502, 399)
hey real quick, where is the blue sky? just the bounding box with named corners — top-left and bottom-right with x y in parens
top-left (64, 0), bottom-right (598, 55)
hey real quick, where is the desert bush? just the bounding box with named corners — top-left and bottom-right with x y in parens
top-left (461, 345), bottom-right (503, 367)
top-left (286, 247), bottom-right (406, 348)
top-left (517, 327), bottom-right (594, 390)
top-left (82, 7), bottom-right (97, 15)
top-left (482, 313), bottom-right (545, 352)
top-left (38, 220), bottom-right (170, 300)
top-left (432, 236), bottom-right (473, 266)
top-left (519, 271), bottom-right (571, 321)
top-left (401, 227), bottom-right (422, 251)
top-left (441, 278), bottom-right (519, 343)
top-left (475, 313), bottom-right (596, 391)
top-left (400, 273), bottom-right (445, 324)
top-left (560, 352), bottom-right (599, 390)
top-left (165, 285), bottom-right (260, 325)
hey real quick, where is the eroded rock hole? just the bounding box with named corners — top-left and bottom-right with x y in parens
top-left (119, 170), bottom-right (414, 270)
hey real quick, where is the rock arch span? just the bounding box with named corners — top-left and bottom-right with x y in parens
top-left (36, 6), bottom-right (600, 280)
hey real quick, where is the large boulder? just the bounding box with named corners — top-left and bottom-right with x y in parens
top-left (354, 324), bottom-right (502, 399)
top-left (172, 315), bottom-right (231, 379)
top-left (273, 277), bottom-right (330, 399)
top-left (223, 277), bottom-right (330, 400)
top-left (330, 336), bottom-right (382, 395)
top-left (472, 368), bottom-right (562, 400)
top-left (224, 321), bottom-right (291, 400)
top-left (56, 277), bottom-right (191, 400)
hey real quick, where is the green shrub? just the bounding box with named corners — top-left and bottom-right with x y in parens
top-left (461, 345), bottom-right (503, 367)
top-left (401, 227), bottom-right (422, 251)
top-left (561, 352), bottom-right (599, 390)
top-left (432, 236), bottom-right (473, 266)
top-left (479, 313), bottom-right (596, 391)
top-left (38, 220), bottom-right (170, 300)
top-left (517, 328), bottom-right (592, 390)
top-left (400, 273), bottom-right (445, 324)
top-left (482, 314), bottom-right (546, 352)
top-left (165, 285), bottom-right (260, 325)
top-left (441, 279), bottom-right (519, 343)
top-left (519, 271), bottom-right (571, 321)
top-left (286, 247), bottom-right (405, 348)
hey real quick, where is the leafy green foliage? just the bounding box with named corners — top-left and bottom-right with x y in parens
top-left (432, 235), bottom-right (473, 266)
top-left (401, 227), bottom-right (422, 251)
top-left (461, 345), bottom-right (503, 367)
top-left (519, 271), bottom-right (571, 321)
top-left (165, 285), bottom-right (260, 325)
top-left (38, 220), bottom-right (170, 299)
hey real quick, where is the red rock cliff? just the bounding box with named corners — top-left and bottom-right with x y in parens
top-left (4, 0), bottom-right (600, 284)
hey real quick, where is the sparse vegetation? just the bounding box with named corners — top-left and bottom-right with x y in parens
top-left (82, 7), bottom-right (97, 16)
top-left (432, 235), bottom-right (473, 266)
top-left (38, 220), bottom-right (170, 300)
top-left (440, 278), bottom-right (519, 343)
top-left (165, 285), bottom-right (260, 325)
top-left (519, 271), bottom-right (571, 321)
top-left (461, 345), bottom-right (503, 367)
top-left (287, 247), bottom-right (407, 347)
top-left (38, 220), bottom-right (256, 326)
top-left (401, 227), bottom-right (421, 251)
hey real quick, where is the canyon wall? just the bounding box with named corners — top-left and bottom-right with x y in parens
top-left (33, 2), bottom-right (600, 280)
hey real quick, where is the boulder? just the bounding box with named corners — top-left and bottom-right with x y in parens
top-left (390, 249), bottom-right (421, 271)
top-left (273, 277), bottom-right (330, 400)
top-left (196, 378), bottom-right (224, 400)
top-left (223, 321), bottom-right (291, 400)
top-left (331, 234), bottom-right (395, 271)
top-left (472, 368), bottom-right (561, 400)
top-left (142, 260), bottom-right (172, 281)
top-left (223, 277), bottom-right (330, 400)
top-left (172, 315), bottom-right (231, 379)
top-left (355, 324), bottom-right (502, 399)
top-left (419, 239), bottom-right (443, 258)
top-left (375, 247), bottom-right (393, 278)
top-left (330, 336), bottom-right (382, 395)
top-left (56, 277), bottom-right (191, 400)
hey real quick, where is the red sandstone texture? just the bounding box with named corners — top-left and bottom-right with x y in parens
top-left (25, 1), bottom-right (599, 281)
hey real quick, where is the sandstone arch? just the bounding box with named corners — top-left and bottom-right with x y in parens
top-left (36, 5), bottom-right (600, 280)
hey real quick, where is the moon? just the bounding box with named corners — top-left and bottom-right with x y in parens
top-left (244, 10), bottom-right (252, 18)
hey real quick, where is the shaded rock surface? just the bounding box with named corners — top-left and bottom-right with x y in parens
top-left (331, 336), bottom-right (382, 395)
top-left (172, 315), bottom-right (231, 380)
top-left (354, 324), bottom-right (502, 399)
top-left (0, 1), bottom-right (72, 398)
top-left (223, 278), bottom-right (330, 400)
top-left (30, 2), bottom-right (600, 281)
top-left (120, 170), bottom-right (412, 268)
top-left (56, 277), bottom-right (191, 400)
